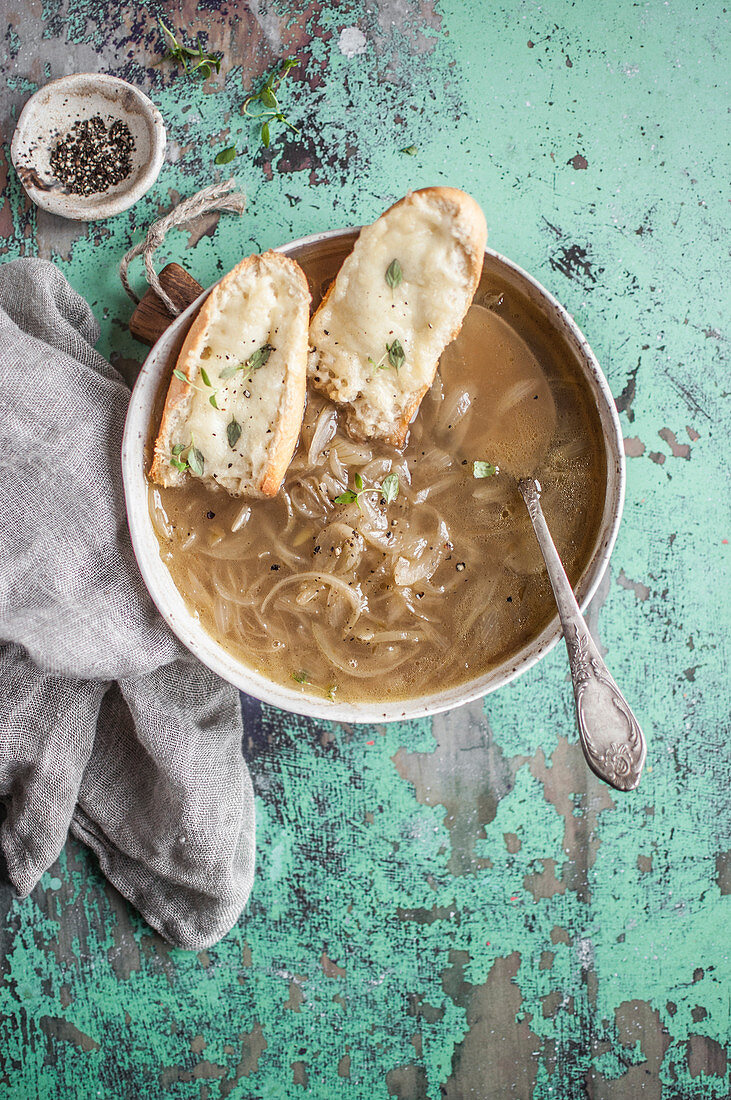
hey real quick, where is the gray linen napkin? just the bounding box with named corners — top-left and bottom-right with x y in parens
top-left (0, 258), bottom-right (255, 949)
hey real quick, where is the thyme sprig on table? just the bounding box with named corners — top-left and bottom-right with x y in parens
top-left (215, 58), bottom-right (300, 163)
top-left (158, 20), bottom-right (222, 80)
top-left (244, 58), bottom-right (300, 147)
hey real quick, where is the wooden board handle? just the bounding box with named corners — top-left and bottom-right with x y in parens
top-left (129, 263), bottom-right (204, 346)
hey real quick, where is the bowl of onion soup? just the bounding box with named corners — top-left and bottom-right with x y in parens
top-left (122, 228), bottom-right (624, 723)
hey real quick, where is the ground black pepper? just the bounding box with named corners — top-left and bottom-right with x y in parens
top-left (49, 115), bottom-right (135, 196)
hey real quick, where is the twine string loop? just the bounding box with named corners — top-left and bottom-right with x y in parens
top-left (119, 178), bottom-right (246, 316)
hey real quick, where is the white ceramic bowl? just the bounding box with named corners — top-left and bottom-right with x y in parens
top-left (122, 229), bottom-right (624, 723)
top-left (10, 73), bottom-right (166, 220)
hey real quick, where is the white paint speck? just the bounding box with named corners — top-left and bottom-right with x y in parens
top-left (165, 141), bottom-right (183, 164)
top-left (338, 27), bottom-right (367, 58)
top-left (576, 936), bottom-right (594, 970)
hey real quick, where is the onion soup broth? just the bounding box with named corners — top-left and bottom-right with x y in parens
top-left (148, 244), bottom-right (606, 704)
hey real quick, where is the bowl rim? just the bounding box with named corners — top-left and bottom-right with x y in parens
top-left (10, 72), bottom-right (167, 221)
top-left (122, 227), bottom-right (625, 724)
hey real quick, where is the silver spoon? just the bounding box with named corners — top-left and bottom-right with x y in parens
top-left (518, 477), bottom-right (646, 792)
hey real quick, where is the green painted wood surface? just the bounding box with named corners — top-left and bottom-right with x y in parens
top-left (1, 1), bottom-right (729, 1096)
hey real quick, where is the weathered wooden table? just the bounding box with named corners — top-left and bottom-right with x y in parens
top-left (1, 2), bottom-right (729, 1097)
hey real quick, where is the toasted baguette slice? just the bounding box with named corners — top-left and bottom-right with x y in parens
top-left (150, 251), bottom-right (311, 497)
top-left (308, 187), bottom-right (487, 447)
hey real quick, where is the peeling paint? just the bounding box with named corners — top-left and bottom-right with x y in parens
top-left (616, 569), bottom-right (651, 601)
top-left (659, 427), bottom-right (692, 460)
top-left (624, 436), bottom-right (646, 457)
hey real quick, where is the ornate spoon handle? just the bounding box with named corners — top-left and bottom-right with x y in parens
top-left (518, 478), bottom-right (646, 791)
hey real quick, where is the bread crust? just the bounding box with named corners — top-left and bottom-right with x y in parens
top-left (308, 187), bottom-right (487, 449)
top-left (150, 251), bottom-right (310, 497)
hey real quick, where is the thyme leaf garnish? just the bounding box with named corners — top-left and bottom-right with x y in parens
top-left (473, 460), bottom-right (499, 478)
top-left (385, 259), bottom-right (403, 290)
top-left (219, 362), bottom-right (241, 381)
top-left (169, 440), bottom-right (188, 472)
top-left (227, 418), bottom-right (242, 448)
top-left (246, 343), bottom-right (275, 372)
top-left (174, 365), bottom-right (224, 409)
top-left (380, 472), bottom-right (399, 503)
top-left (220, 343), bottom-right (275, 381)
top-left (169, 437), bottom-right (205, 476)
top-left (367, 338), bottom-right (405, 372)
top-left (334, 472), bottom-right (400, 510)
top-left (187, 444), bottom-right (205, 477)
top-left (387, 339), bottom-right (405, 371)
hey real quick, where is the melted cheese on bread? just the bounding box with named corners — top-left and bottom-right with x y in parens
top-left (308, 187), bottom-right (487, 447)
top-left (151, 251), bottom-right (311, 497)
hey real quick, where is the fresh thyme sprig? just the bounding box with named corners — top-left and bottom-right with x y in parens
top-left (334, 472), bottom-right (400, 509)
top-left (243, 58), bottom-right (300, 148)
top-left (173, 367), bottom-right (221, 409)
top-left (368, 339), bottom-right (405, 372)
top-left (158, 20), bottom-right (222, 80)
top-left (219, 343), bottom-right (275, 381)
top-left (169, 442), bottom-right (188, 473)
top-left (169, 437), bottom-right (205, 475)
top-left (214, 57), bottom-right (301, 163)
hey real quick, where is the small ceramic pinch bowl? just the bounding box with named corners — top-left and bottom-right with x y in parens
top-left (10, 73), bottom-right (166, 221)
top-left (122, 228), bottom-right (625, 724)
